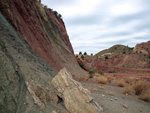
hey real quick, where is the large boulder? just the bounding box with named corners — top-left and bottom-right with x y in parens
top-left (52, 68), bottom-right (103, 113)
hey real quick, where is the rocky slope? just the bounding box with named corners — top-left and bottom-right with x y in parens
top-left (78, 41), bottom-right (150, 72)
top-left (95, 44), bottom-right (133, 56)
top-left (0, 0), bottom-right (88, 113)
top-left (133, 41), bottom-right (150, 54)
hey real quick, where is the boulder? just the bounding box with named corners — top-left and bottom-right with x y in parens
top-left (52, 68), bottom-right (103, 113)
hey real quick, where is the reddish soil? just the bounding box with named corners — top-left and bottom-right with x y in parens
top-left (0, 0), bottom-right (88, 78)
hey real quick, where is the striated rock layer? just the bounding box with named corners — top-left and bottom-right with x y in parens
top-left (79, 41), bottom-right (150, 72)
top-left (0, 0), bottom-right (87, 78)
top-left (52, 68), bottom-right (103, 113)
top-left (0, 0), bottom-right (88, 113)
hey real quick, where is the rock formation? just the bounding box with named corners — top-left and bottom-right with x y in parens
top-left (78, 41), bottom-right (150, 72)
top-left (52, 68), bottom-right (103, 113)
top-left (0, 0), bottom-right (88, 112)
top-left (0, 0), bottom-right (88, 78)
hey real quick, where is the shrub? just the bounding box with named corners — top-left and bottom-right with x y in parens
top-left (134, 80), bottom-right (149, 95)
top-left (123, 86), bottom-right (133, 95)
top-left (123, 51), bottom-right (126, 54)
top-left (116, 79), bottom-right (125, 87)
top-left (124, 78), bottom-right (135, 86)
top-left (94, 73), bottom-right (100, 77)
top-left (105, 55), bottom-right (109, 59)
top-left (89, 69), bottom-right (95, 78)
top-left (107, 76), bottom-right (114, 83)
top-left (77, 58), bottom-right (80, 60)
top-left (139, 92), bottom-right (150, 102)
top-left (81, 55), bottom-right (84, 60)
top-left (84, 52), bottom-right (87, 55)
top-left (79, 52), bottom-right (82, 55)
top-left (99, 86), bottom-right (105, 90)
top-left (98, 76), bottom-right (107, 84)
top-left (89, 69), bottom-right (95, 74)
top-left (91, 53), bottom-right (93, 56)
top-left (78, 62), bottom-right (83, 68)
top-left (113, 74), bottom-right (117, 77)
top-left (98, 71), bottom-right (104, 75)
top-left (108, 70), bottom-right (116, 73)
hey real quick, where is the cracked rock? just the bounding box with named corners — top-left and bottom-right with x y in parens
top-left (52, 68), bottom-right (103, 113)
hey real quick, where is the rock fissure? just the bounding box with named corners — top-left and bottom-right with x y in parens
top-left (52, 68), bottom-right (103, 113)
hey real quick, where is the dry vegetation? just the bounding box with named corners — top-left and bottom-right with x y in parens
top-left (105, 91), bottom-right (115, 96)
top-left (123, 86), bottom-right (133, 95)
top-left (99, 85), bottom-right (105, 90)
top-left (98, 76), bottom-right (107, 84)
top-left (139, 93), bottom-right (150, 102)
top-left (116, 79), bottom-right (125, 87)
top-left (88, 71), bottom-right (150, 102)
top-left (134, 80), bottom-right (149, 95)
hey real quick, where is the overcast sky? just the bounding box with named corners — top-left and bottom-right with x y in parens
top-left (42, 0), bottom-right (150, 54)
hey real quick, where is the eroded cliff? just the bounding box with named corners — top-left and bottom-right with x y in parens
top-left (0, 0), bottom-right (88, 112)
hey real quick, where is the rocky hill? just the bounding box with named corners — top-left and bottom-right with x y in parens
top-left (0, 0), bottom-right (88, 113)
top-left (95, 44), bottom-right (133, 56)
top-left (77, 41), bottom-right (150, 72)
top-left (133, 41), bottom-right (150, 54)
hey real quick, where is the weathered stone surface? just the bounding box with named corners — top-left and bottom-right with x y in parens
top-left (52, 68), bottom-right (103, 113)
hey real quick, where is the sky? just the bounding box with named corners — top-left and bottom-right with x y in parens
top-left (42, 0), bottom-right (150, 55)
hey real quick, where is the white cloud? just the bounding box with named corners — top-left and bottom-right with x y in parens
top-left (42, 0), bottom-right (150, 54)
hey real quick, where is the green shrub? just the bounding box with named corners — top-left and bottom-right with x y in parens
top-left (79, 62), bottom-right (83, 68)
top-left (98, 71), bottom-right (104, 75)
top-left (84, 52), bottom-right (87, 55)
top-left (79, 52), bottom-right (82, 55)
top-left (105, 55), bottom-right (109, 59)
top-left (89, 69), bottom-right (95, 74)
top-left (81, 55), bottom-right (84, 60)
top-left (113, 74), bottom-right (117, 77)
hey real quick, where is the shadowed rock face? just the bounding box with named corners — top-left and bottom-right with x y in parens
top-left (0, 0), bottom-right (87, 77)
top-left (0, 0), bottom-right (88, 112)
top-left (52, 68), bottom-right (103, 113)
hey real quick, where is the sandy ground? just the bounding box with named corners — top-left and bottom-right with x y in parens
top-left (81, 82), bottom-right (150, 113)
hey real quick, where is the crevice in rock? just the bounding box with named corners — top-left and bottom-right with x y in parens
top-left (57, 95), bottom-right (63, 104)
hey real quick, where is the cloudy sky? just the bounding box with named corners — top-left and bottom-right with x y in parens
top-left (42, 0), bottom-right (150, 54)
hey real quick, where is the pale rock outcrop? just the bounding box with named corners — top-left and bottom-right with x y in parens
top-left (52, 68), bottom-right (103, 113)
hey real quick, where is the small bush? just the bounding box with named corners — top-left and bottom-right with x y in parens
top-left (134, 80), bottom-right (149, 95)
top-left (81, 55), bottom-right (84, 60)
top-left (98, 71), bottom-right (104, 75)
top-left (99, 86), bottom-right (105, 90)
top-left (105, 91), bottom-right (114, 96)
top-left (124, 78), bottom-right (135, 86)
top-left (84, 52), bottom-right (87, 55)
top-left (108, 70), bottom-right (116, 73)
top-left (116, 79), bottom-right (125, 87)
top-left (78, 62), bottom-right (83, 68)
top-left (105, 55), bottom-right (109, 59)
top-left (123, 51), bottom-right (126, 54)
top-left (107, 76), bottom-right (114, 83)
top-left (79, 52), bottom-right (82, 55)
top-left (98, 76), bottom-right (107, 84)
top-left (113, 74), bottom-right (117, 77)
top-left (123, 86), bottom-right (133, 95)
top-left (139, 92), bottom-right (150, 102)
top-left (94, 73), bottom-right (100, 77)
top-left (89, 69), bottom-right (95, 74)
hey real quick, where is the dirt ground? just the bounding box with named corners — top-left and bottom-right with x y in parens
top-left (81, 82), bottom-right (150, 113)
